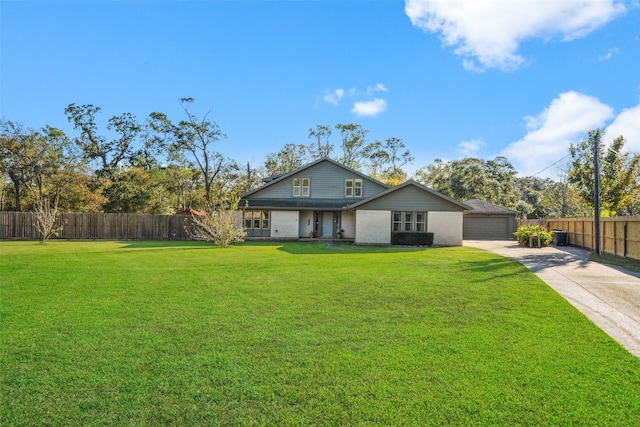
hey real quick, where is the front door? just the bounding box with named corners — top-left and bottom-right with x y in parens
top-left (314, 211), bottom-right (341, 238)
top-left (321, 212), bottom-right (334, 237)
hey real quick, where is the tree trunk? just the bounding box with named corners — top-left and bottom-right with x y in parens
top-left (10, 174), bottom-right (21, 212)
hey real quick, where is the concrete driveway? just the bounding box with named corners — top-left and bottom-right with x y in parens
top-left (464, 240), bottom-right (640, 358)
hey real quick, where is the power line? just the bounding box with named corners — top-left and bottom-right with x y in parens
top-left (530, 154), bottom-right (571, 177)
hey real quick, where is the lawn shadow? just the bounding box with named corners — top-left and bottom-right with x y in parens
top-left (466, 242), bottom-right (593, 273)
top-left (498, 245), bottom-right (592, 274)
top-left (276, 240), bottom-right (431, 255)
top-left (458, 257), bottom-right (533, 283)
top-left (117, 240), bottom-right (215, 250)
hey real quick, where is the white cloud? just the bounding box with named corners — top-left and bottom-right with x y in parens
top-left (606, 104), bottom-right (640, 152)
top-left (405, 0), bottom-right (626, 71)
top-left (502, 91), bottom-right (614, 177)
top-left (458, 139), bottom-right (484, 156)
top-left (323, 88), bottom-right (345, 105)
top-left (321, 83), bottom-right (389, 116)
top-left (598, 47), bottom-right (620, 61)
top-left (351, 98), bottom-right (388, 117)
top-left (367, 83), bottom-right (388, 95)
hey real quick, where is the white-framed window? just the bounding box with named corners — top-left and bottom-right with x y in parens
top-left (392, 211), bottom-right (402, 231)
top-left (404, 212), bottom-right (413, 231)
top-left (345, 179), bottom-right (362, 197)
top-left (354, 179), bottom-right (362, 197)
top-left (293, 177), bottom-right (310, 197)
top-left (392, 211), bottom-right (427, 232)
top-left (243, 210), bottom-right (270, 229)
top-left (416, 212), bottom-right (426, 232)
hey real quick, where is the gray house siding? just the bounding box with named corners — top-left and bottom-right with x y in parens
top-left (246, 160), bottom-right (387, 201)
top-left (353, 185), bottom-right (466, 212)
top-left (238, 159), bottom-right (471, 245)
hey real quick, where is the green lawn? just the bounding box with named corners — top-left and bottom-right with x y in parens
top-left (1, 240), bottom-right (638, 426)
top-left (590, 251), bottom-right (640, 273)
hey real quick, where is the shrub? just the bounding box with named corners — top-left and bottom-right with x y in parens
top-left (187, 203), bottom-right (246, 247)
top-left (32, 196), bottom-right (63, 244)
top-left (391, 232), bottom-right (434, 246)
top-left (515, 225), bottom-right (554, 247)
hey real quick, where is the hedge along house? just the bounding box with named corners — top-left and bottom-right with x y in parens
top-left (239, 157), bottom-right (471, 246)
top-left (349, 180), bottom-right (471, 246)
top-left (462, 199), bottom-right (519, 240)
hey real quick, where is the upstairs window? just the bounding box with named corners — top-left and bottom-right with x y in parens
top-left (345, 179), bottom-right (362, 197)
top-left (293, 177), bottom-right (310, 197)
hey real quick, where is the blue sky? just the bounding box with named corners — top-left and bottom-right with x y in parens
top-left (2, 0), bottom-right (639, 178)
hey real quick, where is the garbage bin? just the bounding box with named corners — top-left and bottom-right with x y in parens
top-left (553, 230), bottom-right (569, 246)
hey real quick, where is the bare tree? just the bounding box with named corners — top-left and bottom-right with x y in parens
top-left (33, 195), bottom-right (63, 243)
top-left (187, 204), bottom-right (246, 247)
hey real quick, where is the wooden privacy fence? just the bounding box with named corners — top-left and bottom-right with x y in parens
top-left (519, 216), bottom-right (640, 260)
top-left (0, 212), bottom-right (194, 240)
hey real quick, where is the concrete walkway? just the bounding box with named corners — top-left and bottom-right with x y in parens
top-left (463, 240), bottom-right (640, 358)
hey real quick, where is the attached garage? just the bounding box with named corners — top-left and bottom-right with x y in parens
top-left (463, 199), bottom-right (518, 240)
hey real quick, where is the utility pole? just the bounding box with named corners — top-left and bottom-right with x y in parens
top-left (592, 129), bottom-right (602, 256)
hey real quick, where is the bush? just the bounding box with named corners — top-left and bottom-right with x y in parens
top-left (514, 225), bottom-right (554, 248)
top-left (391, 232), bottom-right (434, 246)
top-left (187, 204), bottom-right (246, 247)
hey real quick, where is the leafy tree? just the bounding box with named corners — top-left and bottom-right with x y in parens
top-left (272, 123), bottom-right (416, 183)
top-left (415, 157), bottom-right (517, 208)
top-left (149, 98), bottom-right (232, 209)
top-left (514, 176), bottom-right (553, 219)
top-left (414, 158), bottom-right (449, 194)
top-left (0, 120), bottom-right (79, 212)
top-left (308, 125), bottom-right (334, 159)
top-left (448, 158), bottom-right (488, 202)
top-left (542, 178), bottom-right (590, 218)
top-left (0, 120), bottom-right (39, 211)
top-left (55, 169), bottom-right (107, 213)
top-left (160, 163), bottom-right (201, 212)
top-left (65, 104), bottom-right (149, 178)
top-left (264, 143), bottom-right (309, 177)
top-left (369, 137), bottom-right (414, 185)
top-left (335, 123), bottom-right (370, 170)
top-left (568, 130), bottom-right (640, 215)
top-left (241, 161), bottom-right (267, 195)
top-left (0, 172), bottom-right (10, 211)
top-left (102, 167), bottom-right (156, 213)
top-left (485, 156), bottom-right (518, 208)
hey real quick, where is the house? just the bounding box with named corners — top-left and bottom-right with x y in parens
top-left (239, 158), bottom-right (470, 246)
top-left (462, 199), bottom-right (518, 240)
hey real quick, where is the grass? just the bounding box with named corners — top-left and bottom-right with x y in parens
top-left (1, 240), bottom-right (639, 426)
top-left (590, 251), bottom-right (640, 273)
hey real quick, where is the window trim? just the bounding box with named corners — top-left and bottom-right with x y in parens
top-left (345, 178), bottom-right (363, 198)
top-left (244, 210), bottom-right (270, 229)
top-left (293, 177), bottom-right (310, 197)
top-left (392, 211), bottom-right (428, 232)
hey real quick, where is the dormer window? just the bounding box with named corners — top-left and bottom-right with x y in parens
top-left (345, 179), bottom-right (362, 197)
top-left (293, 177), bottom-right (310, 197)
